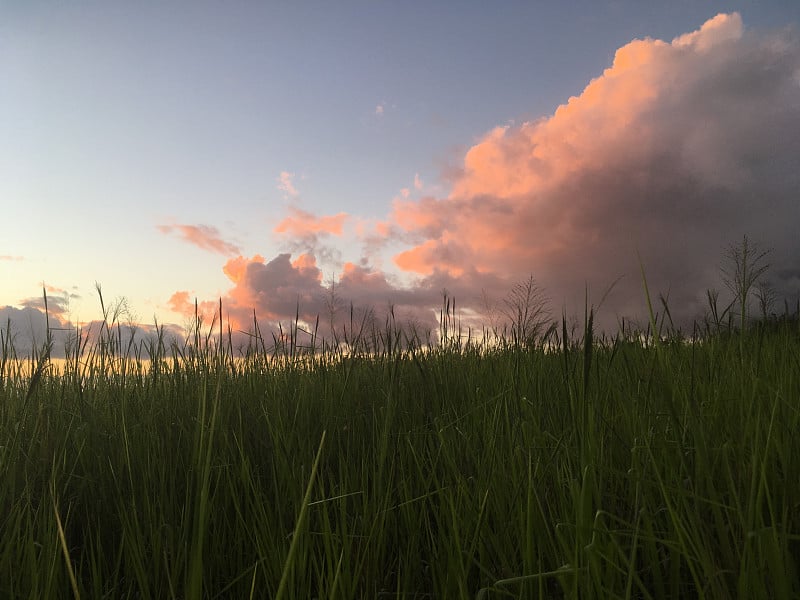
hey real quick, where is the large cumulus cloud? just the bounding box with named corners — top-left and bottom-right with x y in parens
top-left (385, 13), bottom-right (800, 326)
top-left (172, 13), bottom-right (800, 340)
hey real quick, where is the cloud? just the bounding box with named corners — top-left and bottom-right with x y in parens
top-left (19, 293), bottom-right (72, 319)
top-left (0, 255), bottom-right (24, 261)
top-left (385, 12), bottom-right (800, 326)
top-left (274, 207), bottom-right (348, 238)
top-left (172, 13), bottom-right (800, 339)
top-left (1, 296), bottom-right (191, 359)
top-left (165, 254), bottom-right (330, 340)
top-left (374, 102), bottom-right (397, 119)
top-left (195, 253), bottom-right (457, 342)
top-left (158, 224), bottom-right (241, 255)
top-left (167, 290), bottom-right (195, 317)
top-left (0, 305), bottom-right (73, 355)
top-left (273, 207), bottom-right (349, 266)
top-left (277, 171), bottom-right (299, 198)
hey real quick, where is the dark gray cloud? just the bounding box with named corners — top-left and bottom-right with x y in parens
top-left (1, 304), bottom-right (187, 359)
top-left (0, 305), bottom-right (73, 357)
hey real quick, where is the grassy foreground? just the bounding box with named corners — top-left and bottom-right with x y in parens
top-left (1, 310), bottom-right (799, 599)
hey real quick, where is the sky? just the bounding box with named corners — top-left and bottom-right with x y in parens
top-left (2, 1), bottom-right (800, 352)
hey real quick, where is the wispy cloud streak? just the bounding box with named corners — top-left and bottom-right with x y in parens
top-left (274, 207), bottom-right (347, 238)
top-left (158, 224), bottom-right (241, 256)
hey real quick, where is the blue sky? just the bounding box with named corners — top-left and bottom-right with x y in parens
top-left (2, 1), bottom-right (800, 343)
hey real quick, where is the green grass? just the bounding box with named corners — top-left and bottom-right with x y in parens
top-left (1, 297), bottom-right (799, 599)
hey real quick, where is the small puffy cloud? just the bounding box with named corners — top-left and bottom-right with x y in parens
top-left (274, 207), bottom-right (348, 238)
top-left (158, 224), bottom-right (241, 255)
top-left (414, 173), bottom-right (423, 190)
top-left (277, 171), bottom-right (299, 198)
top-left (373, 102), bottom-right (397, 118)
top-left (167, 290), bottom-right (194, 317)
top-left (0, 255), bottom-right (24, 261)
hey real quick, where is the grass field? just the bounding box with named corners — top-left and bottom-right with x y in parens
top-left (1, 290), bottom-right (799, 599)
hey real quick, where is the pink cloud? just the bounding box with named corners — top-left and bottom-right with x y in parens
top-left (382, 12), bottom-right (800, 324)
top-left (166, 291), bottom-right (222, 329)
top-left (216, 253), bottom-right (327, 328)
top-left (374, 221), bottom-right (392, 237)
top-left (167, 290), bottom-right (194, 317)
top-left (170, 252), bottom-right (451, 343)
top-left (0, 255), bottom-right (24, 261)
top-left (272, 207), bottom-right (350, 266)
top-left (274, 206), bottom-right (348, 237)
top-left (171, 13), bottom-right (800, 338)
top-left (223, 254), bottom-right (263, 285)
top-left (673, 12), bottom-right (743, 51)
top-left (277, 171), bottom-right (299, 198)
top-left (158, 224), bottom-right (241, 255)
